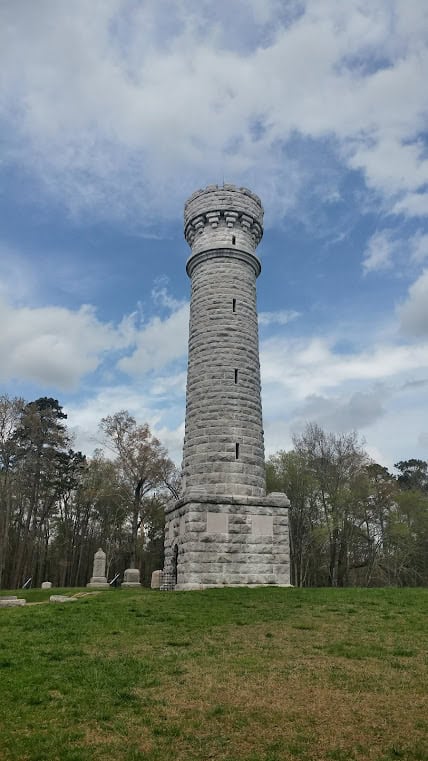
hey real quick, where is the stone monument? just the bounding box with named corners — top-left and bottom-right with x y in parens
top-left (121, 567), bottom-right (141, 588)
top-left (151, 570), bottom-right (163, 589)
top-left (50, 595), bottom-right (77, 603)
top-left (41, 581), bottom-right (52, 589)
top-left (0, 596), bottom-right (26, 608)
top-left (162, 184), bottom-right (290, 590)
top-left (86, 548), bottom-right (110, 589)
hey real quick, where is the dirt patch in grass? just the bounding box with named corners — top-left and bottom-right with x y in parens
top-left (147, 626), bottom-right (427, 761)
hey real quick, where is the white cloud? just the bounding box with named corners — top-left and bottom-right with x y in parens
top-left (151, 283), bottom-right (185, 311)
top-left (259, 309), bottom-right (300, 327)
top-left (362, 229), bottom-right (428, 274)
top-left (118, 303), bottom-right (189, 376)
top-left (0, 285), bottom-right (189, 390)
top-left (410, 233), bottom-right (428, 264)
top-left (154, 422), bottom-right (185, 468)
top-left (149, 371), bottom-right (187, 398)
top-left (348, 138), bottom-right (428, 202)
top-left (398, 269), bottom-right (428, 337)
top-left (260, 335), bottom-right (428, 399)
top-left (258, 312), bottom-right (428, 467)
top-left (260, 335), bottom-right (428, 468)
top-left (291, 387), bottom-right (387, 432)
top-left (66, 383), bottom-right (185, 465)
top-left (0, 298), bottom-right (124, 389)
top-left (1, 1), bottom-right (427, 222)
top-left (357, 393), bottom-right (428, 468)
top-left (392, 193), bottom-right (428, 218)
top-left (66, 385), bottom-right (155, 455)
top-left (42, 300), bottom-right (428, 470)
top-left (362, 230), bottom-right (397, 273)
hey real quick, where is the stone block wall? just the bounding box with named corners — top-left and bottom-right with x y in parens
top-left (162, 494), bottom-right (290, 590)
top-left (182, 251), bottom-right (265, 497)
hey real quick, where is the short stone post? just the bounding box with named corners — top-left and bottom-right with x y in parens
top-left (86, 548), bottom-right (110, 589)
top-left (121, 567), bottom-right (141, 588)
top-left (151, 570), bottom-right (163, 589)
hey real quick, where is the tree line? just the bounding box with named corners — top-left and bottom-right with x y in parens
top-left (1, 395), bottom-right (427, 589)
top-left (267, 423), bottom-right (428, 587)
top-left (0, 395), bottom-right (179, 589)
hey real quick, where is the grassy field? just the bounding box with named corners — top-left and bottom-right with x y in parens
top-left (0, 587), bottom-right (427, 761)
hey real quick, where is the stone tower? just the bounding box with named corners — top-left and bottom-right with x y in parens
top-left (162, 184), bottom-right (290, 590)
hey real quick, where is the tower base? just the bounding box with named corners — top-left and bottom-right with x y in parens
top-left (162, 493), bottom-right (290, 591)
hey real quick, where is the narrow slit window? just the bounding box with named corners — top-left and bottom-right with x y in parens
top-left (234, 369), bottom-right (238, 384)
top-left (235, 442), bottom-right (239, 459)
top-left (232, 298), bottom-right (236, 313)
top-left (232, 235), bottom-right (236, 245)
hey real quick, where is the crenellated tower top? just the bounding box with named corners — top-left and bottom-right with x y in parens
top-left (184, 184), bottom-right (264, 277)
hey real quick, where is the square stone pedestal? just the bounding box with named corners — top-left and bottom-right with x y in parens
top-left (87, 578), bottom-right (110, 589)
top-left (162, 493), bottom-right (290, 590)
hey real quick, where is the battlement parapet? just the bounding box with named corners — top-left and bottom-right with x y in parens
top-left (184, 185), bottom-right (264, 256)
top-left (185, 184), bottom-right (262, 206)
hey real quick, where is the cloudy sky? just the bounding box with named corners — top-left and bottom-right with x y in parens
top-left (1, 0), bottom-right (427, 470)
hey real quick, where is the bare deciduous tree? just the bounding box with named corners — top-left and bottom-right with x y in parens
top-left (99, 411), bottom-right (179, 569)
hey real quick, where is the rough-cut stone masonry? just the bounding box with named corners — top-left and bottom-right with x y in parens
top-left (182, 185), bottom-right (265, 497)
top-left (162, 184), bottom-right (290, 590)
top-left (182, 252), bottom-right (265, 497)
top-left (184, 184), bottom-right (263, 258)
top-left (163, 494), bottom-right (290, 590)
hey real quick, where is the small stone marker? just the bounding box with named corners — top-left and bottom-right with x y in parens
top-left (41, 581), bottom-right (52, 589)
top-left (0, 596), bottom-right (26, 608)
top-left (87, 548), bottom-right (110, 589)
top-left (50, 595), bottom-right (77, 603)
top-left (151, 570), bottom-right (163, 589)
top-left (122, 567), bottom-right (141, 588)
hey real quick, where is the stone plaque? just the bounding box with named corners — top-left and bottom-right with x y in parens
top-left (252, 515), bottom-right (273, 536)
top-left (206, 511), bottom-right (228, 534)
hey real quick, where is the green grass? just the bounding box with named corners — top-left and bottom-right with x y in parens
top-left (0, 587), bottom-right (427, 761)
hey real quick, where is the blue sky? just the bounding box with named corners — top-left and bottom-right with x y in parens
top-left (1, 0), bottom-right (427, 469)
